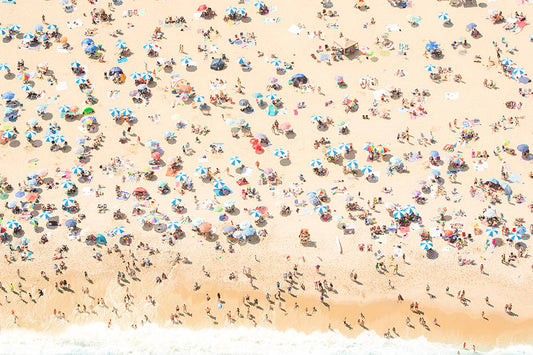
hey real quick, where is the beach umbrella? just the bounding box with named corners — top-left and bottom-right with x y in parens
top-left (180, 56), bottom-right (192, 65)
top-left (393, 209), bottom-right (405, 219)
top-left (213, 179), bottom-right (226, 188)
top-left (310, 159), bottom-right (322, 167)
top-left (252, 93), bottom-right (263, 98)
top-left (17, 72), bottom-right (30, 81)
top-left (116, 40), bottom-right (127, 49)
top-left (7, 200), bottom-right (17, 208)
top-left (223, 225), bottom-right (236, 234)
top-left (27, 179), bottom-right (38, 186)
top-left (310, 115), bottom-right (323, 121)
top-left (195, 166), bottom-right (208, 175)
top-left (113, 226), bottom-right (125, 235)
top-left (338, 143), bottom-right (351, 152)
top-left (194, 95), bottom-right (205, 102)
top-left (420, 240), bottom-right (433, 250)
top-left (315, 205), bottom-right (329, 214)
top-left (270, 59), bottom-right (282, 67)
top-left (65, 219), bottom-right (77, 228)
top-left (109, 108), bottom-right (120, 116)
top-left (9, 25), bottom-right (20, 32)
top-left (229, 156), bottom-right (242, 166)
top-left (163, 131), bottom-right (175, 139)
top-left (226, 6), bottom-right (237, 13)
top-left (222, 200), bottom-right (235, 209)
top-left (429, 150), bottom-right (440, 158)
top-left (5, 219), bottom-right (19, 229)
top-left (509, 232), bottom-right (521, 241)
top-left (362, 142), bottom-right (374, 152)
top-left (390, 157), bottom-right (403, 166)
top-left (437, 12), bottom-right (449, 21)
top-left (517, 144), bottom-right (529, 152)
top-left (326, 147), bottom-right (340, 156)
top-left (84, 44), bottom-right (98, 54)
top-left (72, 165), bottom-right (83, 174)
top-left (39, 211), bottom-right (51, 219)
top-left (47, 24), bottom-right (58, 30)
top-left (486, 227), bottom-right (499, 236)
top-left (199, 222), bottom-right (212, 233)
top-left (62, 197), bottom-right (75, 207)
top-left (174, 172), bottom-right (188, 182)
top-left (239, 99), bottom-right (250, 106)
top-left (75, 76), bottom-right (87, 84)
top-left (21, 84), bottom-right (33, 91)
top-left (425, 42), bottom-right (439, 51)
top-left (53, 134), bottom-right (65, 144)
top-left (24, 130), bottom-right (36, 139)
top-left (254, 0), bottom-right (265, 7)
top-left (237, 8), bottom-right (247, 15)
top-left (136, 84), bottom-right (147, 90)
top-left (266, 93), bottom-right (277, 100)
top-left (361, 165), bottom-right (372, 173)
top-left (2, 130), bottom-right (15, 138)
top-left (243, 228), bottom-right (255, 237)
top-left (143, 42), bottom-right (154, 50)
top-left (70, 61), bottom-right (81, 69)
top-left (141, 72), bottom-right (152, 80)
top-left (0, 28), bottom-right (7, 36)
top-left (236, 57), bottom-right (247, 66)
top-left (130, 72), bottom-right (141, 80)
top-left (424, 64), bottom-right (436, 72)
top-left (81, 38), bottom-right (94, 46)
top-left (121, 108), bottom-right (133, 116)
top-left (274, 148), bottom-right (288, 158)
top-left (517, 226), bottom-right (527, 234)
top-left (513, 68), bottom-right (526, 77)
top-left (466, 23), bottom-right (477, 30)
top-left (166, 221), bottom-right (179, 230)
top-left (2, 91), bottom-right (15, 101)
top-left (240, 221), bottom-right (252, 229)
top-left (404, 205), bottom-right (416, 214)
top-left (345, 160), bottom-right (358, 169)
top-left (61, 180), bottom-right (74, 189)
top-left (0, 63), bottom-right (9, 71)
top-left (500, 58), bottom-right (513, 66)
top-left (23, 32), bottom-right (34, 40)
top-left (59, 105), bottom-right (70, 113)
top-left (430, 169), bottom-right (441, 176)
top-left (249, 209), bottom-right (262, 218)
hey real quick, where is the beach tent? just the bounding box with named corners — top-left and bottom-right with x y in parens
top-left (210, 58), bottom-right (225, 71)
top-left (96, 234), bottom-right (107, 244)
top-left (333, 37), bottom-right (359, 54)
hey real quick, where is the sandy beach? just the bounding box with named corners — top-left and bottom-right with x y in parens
top-left (0, 0), bottom-right (533, 352)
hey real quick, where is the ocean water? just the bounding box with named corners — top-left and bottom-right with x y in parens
top-left (0, 324), bottom-right (530, 354)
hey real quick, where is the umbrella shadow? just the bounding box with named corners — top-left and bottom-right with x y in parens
top-left (280, 159), bottom-right (291, 167)
top-left (42, 112), bottom-right (53, 120)
top-left (4, 73), bottom-right (15, 80)
top-left (147, 80), bottom-right (157, 89)
top-left (247, 234), bottom-right (260, 245)
top-left (206, 233), bottom-right (219, 242)
top-left (62, 145), bottom-right (72, 153)
top-left (521, 234), bottom-right (530, 241)
top-left (142, 223), bottom-right (154, 232)
top-left (242, 17), bottom-right (252, 24)
top-left (443, 22), bottom-right (454, 28)
top-left (229, 207), bottom-right (241, 216)
top-left (185, 66), bottom-right (197, 72)
top-left (285, 131), bottom-right (297, 139)
top-left (163, 65), bottom-right (173, 73)
top-left (9, 140), bottom-right (20, 148)
top-left (427, 249), bottom-right (439, 259)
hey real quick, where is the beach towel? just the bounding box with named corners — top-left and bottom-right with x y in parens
top-left (288, 25), bottom-right (302, 35)
top-left (509, 173), bottom-right (521, 183)
top-left (386, 24), bottom-right (401, 31)
top-left (2, 0), bottom-right (16, 4)
top-left (117, 57), bottom-right (128, 63)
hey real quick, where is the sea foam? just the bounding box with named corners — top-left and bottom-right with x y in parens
top-left (0, 323), bottom-right (530, 354)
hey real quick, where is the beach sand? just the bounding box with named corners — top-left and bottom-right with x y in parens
top-left (0, 0), bottom-right (532, 351)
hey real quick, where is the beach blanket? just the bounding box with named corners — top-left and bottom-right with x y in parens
top-left (2, 0), bottom-right (16, 4)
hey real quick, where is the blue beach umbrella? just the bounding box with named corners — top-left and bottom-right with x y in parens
top-left (486, 227), bottom-right (498, 236)
top-left (61, 180), bottom-right (74, 188)
top-left (310, 159), bottom-right (322, 167)
top-left (249, 209), bottom-right (262, 218)
top-left (229, 156), bottom-right (242, 166)
top-left (346, 160), bottom-right (358, 169)
top-left (274, 148), bottom-right (288, 158)
top-left (167, 221), bottom-right (180, 230)
top-left (315, 205), bottom-right (329, 214)
top-left (420, 240), bottom-right (433, 250)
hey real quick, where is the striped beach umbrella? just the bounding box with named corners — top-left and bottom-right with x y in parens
top-left (25, 130), bottom-right (36, 138)
top-left (113, 226), bottom-right (125, 235)
top-left (254, 1), bottom-right (265, 7)
top-left (420, 240), bottom-right (433, 250)
top-left (21, 84), bottom-right (33, 91)
top-left (174, 173), bottom-right (188, 182)
top-left (361, 165), bottom-right (373, 173)
top-left (237, 56), bottom-right (246, 64)
top-left (237, 8), bottom-right (247, 15)
top-left (513, 68), bottom-right (526, 77)
top-left (346, 160), bottom-right (358, 169)
top-left (509, 232), bottom-right (521, 241)
top-left (167, 221), bottom-right (180, 230)
top-left (121, 108), bottom-right (133, 116)
top-left (143, 42), bottom-right (154, 50)
top-left (229, 156), bottom-right (242, 166)
top-left (0, 63), bottom-right (9, 71)
top-left (393, 209), bottom-right (405, 219)
top-left (62, 197), bottom-right (75, 207)
top-left (310, 159), bottom-right (322, 167)
top-left (116, 40), bottom-right (127, 49)
top-left (6, 219), bottom-right (19, 229)
top-left (438, 12), bottom-right (449, 21)
top-left (130, 72), bottom-right (141, 80)
top-left (39, 211), bottom-right (51, 219)
top-left (226, 6), bottom-right (237, 13)
top-left (2, 130), bottom-right (15, 138)
top-left (274, 148), bottom-right (288, 158)
top-left (486, 227), bottom-right (499, 236)
top-left (47, 24), bottom-right (58, 30)
top-left (424, 64), bottom-right (436, 72)
top-left (194, 95), bottom-right (205, 102)
top-left (53, 134), bottom-right (66, 144)
top-left (109, 108), bottom-right (120, 116)
top-left (171, 198), bottom-right (182, 206)
top-left (310, 115), bottom-right (323, 121)
top-left (315, 205), bottom-right (329, 214)
top-left (141, 72), bottom-right (152, 80)
top-left (326, 148), bottom-right (340, 157)
top-left (249, 209), bottom-right (262, 218)
top-left (213, 179), bottom-right (226, 188)
top-left (338, 143), bottom-right (351, 152)
top-left (70, 61), bottom-right (81, 68)
top-left (75, 76), bottom-right (87, 84)
top-left (72, 165), bottom-right (83, 174)
top-left (270, 59), bottom-right (282, 67)
top-left (59, 105), bottom-right (70, 113)
top-left (61, 180), bottom-right (73, 189)
top-left (500, 58), bottom-right (513, 66)
top-left (23, 32), bottom-right (34, 40)
top-left (195, 166), bottom-right (208, 175)
top-left (266, 93), bottom-right (277, 100)
top-left (404, 205), bottom-right (416, 214)
top-left (9, 25), bottom-right (20, 32)
top-left (180, 56), bottom-right (192, 65)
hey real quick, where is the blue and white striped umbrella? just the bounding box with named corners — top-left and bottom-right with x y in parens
top-left (270, 59), bottom-right (282, 67)
top-left (393, 209), bottom-right (405, 219)
top-left (25, 130), bottom-right (36, 138)
top-left (116, 40), bottom-right (127, 49)
top-left (237, 56), bottom-right (246, 64)
top-left (75, 76), bottom-right (87, 84)
top-left (167, 221), bottom-right (180, 230)
top-left (141, 72), bottom-right (153, 80)
top-left (424, 64), bottom-right (436, 72)
top-left (509, 232), bottom-right (521, 241)
top-left (43, 134), bottom-right (55, 143)
top-left (9, 25), bottom-right (20, 32)
top-left (274, 148), bottom-right (288, 158)
top-left (338, 143), bottom-right (351, 152)
top-left (47, 24), bottom-right (58, 30)
top-left (265, 93), bottom-right (277, 100)
top-left (513, 68), bottom-right (526, 77)
top-left (0, 28), bottom-right (8, 36)
top-left (195, 166), bottom-right (208, 175)
top-left (143, 42), bottom-right (154, 49)
top-left (236, 8), bottom-right (247, 15)
top-left (113, 226), bottom-right (125, 235)
top-left (171, 198), bottom-right (182, 206)
top-left (109, 108), bottom-right (120, 116)
top-left (70, 62), bottom-right (81, 69)
top-left (54, 134), bottom-right (66, 144)
top-left (61, 180), bottom-right (73, 188)
top-left (194, 95), bottom-right (205, 102)
top-left (254, 0), bottom-right (265, 7)
top-left (174, 172), bottom-right (188, 181)
top-left (226, 6), bottom-right (237, 13)
top-left (6, 219), bottom-right (19, 229)
top-left (2, 130), bottom-right (15, 138)
top-left (310, 159), bottom-right (322, 167)
top-left (229, 156), bottom-right (242, 166)
top-left (121, 108), bottom-right (133, 116)
top-left (213, 179), bottom-right (226, 188)
top-left (326, 147), bottom-right (340, 156)
top-left (163, 131), bottom-right (175, 139)
top-left (181, 56), bottom-right (192, 65)
top-left (249, 209), bottom-right (262, 218)
top-left (486, 227), bottom-right (499, 236)
top-left (438, 12), bottom-right (449, 21)
top-left (72, 165), bottom-right (83, 174)
top-left (404, 205), bottom-right (416, 214)
top-left (420, 240), bottom-right (433, 250)
top-left (346, 160), bottom-right (358, 169)
top-left (361, 165), bottom-right (373, 173)
top-left (130, 72), bottom-right (141, 80)
top-left (0, 63), bottom-right (9, 70)
top-left (310, 115), bottom-right (323, 121)
top-left (500, 58), bottom-right (513, 66)
top-left (59, 105), bottom-right (70, 113)
top-left (315, 205), bottom-right (329, 214)
top-left (23, 32), bottom-right (34, 40)
top-left (21, 84), bottom-right (33, 91)
top-left (39, 211), bottom-right (51, 219)
top-left (62, 197), bottom-right (75, 207)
